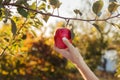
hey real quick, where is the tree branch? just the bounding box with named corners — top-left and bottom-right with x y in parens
top-left (0, 18), bottom-right (28, 56)
top-left (2, 3), bottom-right (120, 22)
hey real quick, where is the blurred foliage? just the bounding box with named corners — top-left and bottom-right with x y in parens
top-left (0, 27), bottom-right (81, 80)
top-left (71, 21), bottom-right (109, 71)
top-left (0, 0), bottom-right (120, 80)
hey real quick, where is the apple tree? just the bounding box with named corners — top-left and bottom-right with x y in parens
top-left (0, 0), bottom-right (120, 79)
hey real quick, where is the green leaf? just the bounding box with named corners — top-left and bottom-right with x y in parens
top-left (3, 9), bottom-right (9, 23)
top-left (0, 9), bottom-right (2, 20)
top-left (49, 0), bottom-right (61, 8)
top-left (17, 8), bottom-right (28, 18)
top-left (56, 2), bottom-right (62, 8)
top-left (34, 18), bottom-right (43, 28)
top-left (38, 2), bottom-right (46, 10)
top-left (3, 0), bottom-right (11, 3)
top-left (111, 23), bottom-right (120, 29)
top-left (0, 0), bottom-right (2, 4)
top-left (47, 5), bottom-right (51, 9)
top-left (28, 12), bottom-right (37, 18)
top-left (0, 4), bottom-right (3, 19)
top-left (92, 23), bottom-right (101, 33)
top-left (0, 5), bottom-right (4, 18)
top-left (11, 19), bottom-right (17, 36)
top-left (108, 2), bottom-right (119, 13)
top-left (92, 0), bottom-right (104, 16)
top-left (73, 9), bottom-right (82, 16)
top-left (16, 0), bottom-right (25, 4)
top-left (116, 24), bottom-right (120, 29)
top-left (49, 0), bottom-right (58, 5)
top-left (42, 15), bottom-right (50, 22)
top-left (30, 2), bottom-right (36, 10)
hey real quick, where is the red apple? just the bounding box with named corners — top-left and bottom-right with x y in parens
top-left (54, 28), bottom-right (72, 49)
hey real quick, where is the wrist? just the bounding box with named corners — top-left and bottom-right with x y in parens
top-left (74, 57), bottom-right (99, 80)
top-left (74, 56), bottom-right (85, 67)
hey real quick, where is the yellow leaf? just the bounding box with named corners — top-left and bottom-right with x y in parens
top-left (2, 70), bottom-right (9, 75)
top-left (13, 69), bottom-right (18, 74)
top-left (29, 61), bottom-right (37, 66)
top-left (19, 68), bottom-right (25, 75)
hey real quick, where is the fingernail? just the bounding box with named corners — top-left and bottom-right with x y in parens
top-left (62, 37), bottom-right (67, 41)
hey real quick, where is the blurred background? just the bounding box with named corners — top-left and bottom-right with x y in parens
top-left (0, 0), bottom-right (120, 80)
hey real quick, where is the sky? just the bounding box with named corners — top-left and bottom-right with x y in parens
top-left (0, 0), bottom-right (120, 36)
top-left (48, 0), bottom-right (120, 19)
top-left (47, 0), bottom-right (113, 24)
top-left (45, 0), bottom-right (120, 37)
top-left (0, 0), bottom-right (82, 28)
top-left (47, 0), bottom-right (90, 23)
top-left (25, 0), bottom-right (120, 37)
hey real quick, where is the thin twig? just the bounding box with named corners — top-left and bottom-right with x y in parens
top-left (1, 2), bottom-right (120, 56)
top-left (65, 19), bottom-right (70, 26)
top-left (2, 3), bottom-right (120, 22)
top-left (0, 46), bottom-right (8, 56)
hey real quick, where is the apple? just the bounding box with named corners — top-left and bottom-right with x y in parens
top-left (54, 28), bottom-right (72, 49)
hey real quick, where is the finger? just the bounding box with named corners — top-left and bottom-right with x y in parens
top-left (53, 46), bottom-right (71, 59)
top-left (62, 37), bottom-right (74, 50)
top-left (62, 37), bottom-right (76, 55)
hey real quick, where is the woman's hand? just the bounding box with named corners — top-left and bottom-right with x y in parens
top-left (54, 37), bottom-right (83, 65)
top-left (54, 37), bottom-right (99, 80)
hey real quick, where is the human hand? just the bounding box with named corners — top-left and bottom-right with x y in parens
top-left (54, 37), bottom-right (99, 80)
top-left (54, 37), bottom-right (83, 64)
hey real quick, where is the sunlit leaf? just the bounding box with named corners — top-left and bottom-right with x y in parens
top-left (92, 0), bottom-right (104, 16)
top-left (38, 2), bottom-right (46, 10)
top-left (116, 24), bottom-right (120, 29)
top-left (4, 37), bottom-right (9, 42)
top-left (111, 23), bottom-right (120, 29)
top-left (2, 70), bottom-right (9, 75)
top-left (11, 19), bottom-right (17, 36)
top-left (30, 2), bottom-right (36, 10)
top-left (28, 12), bottom-right (37, 18)
top-left (0, 6), bottom-right (3, 21)
top-left (17, 8), bottom-right (28, 18)
top-left (31, 30), bottom-right (37, 37)
top-left (34, 18), bottom-right (43, 28)
top-left (108, 2), bottom-right (119, 13)
top-left (92, 23), bottom-right (101, 33)
top-left (19, 68), bottom-right (25, 75)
